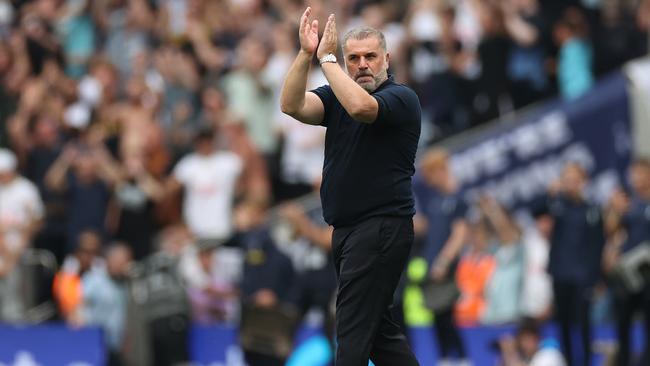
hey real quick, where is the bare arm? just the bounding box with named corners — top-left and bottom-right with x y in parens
top-left (45, 146), bottom-right (77, 192)
top-left (317, 14), bottom-right (379, 123)
top-left (280, 203), bottom-right (332, 251)
top-left (137, 173), bottom-right (166, 203)
top-left (431, 219), bottom-right (469, 280)
top-left (91, 146), bottom-right (124, 187)
top-left (479, 196), bottom-right (520, 245)
top-left (279, 7), bottom-right (325, 125)
top-left (502, 3), bottom-right (539, 47)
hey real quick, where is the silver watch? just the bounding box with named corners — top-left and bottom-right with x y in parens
top-left (319, 53), bottom-right (337, 65)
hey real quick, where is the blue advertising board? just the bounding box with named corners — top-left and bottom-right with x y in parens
top-left (437, 71), bottom-right (632, 208)
top-left (0, 321), bottom-right (644, 365)
top-left (0, 324), bottom-right (104, 366)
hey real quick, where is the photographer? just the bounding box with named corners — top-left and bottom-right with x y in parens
top-left (605, 158), bottom-right (650, 366)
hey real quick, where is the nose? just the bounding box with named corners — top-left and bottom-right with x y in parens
top-left (359, 57), bottom-right (368, 69)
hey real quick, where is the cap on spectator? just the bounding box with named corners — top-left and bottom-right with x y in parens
top-left (64, 102), bottom-right (91, 129)
top-left (78, 76), bottom-right (103, 107)
top-left (0, 148), bottom-right (17, 173)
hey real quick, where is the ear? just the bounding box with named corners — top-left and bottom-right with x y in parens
top-left (385, 52), bottom-right (390, 68)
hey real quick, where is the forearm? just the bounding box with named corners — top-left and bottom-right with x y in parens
top-left (604, 209), bottom-right (623, 236)
top-left (45, 158), bottom-right (71, 191)
top-left (505, 16), bottom-right (537, 46)
top-left (138, 174), bottom-right (165, 202)
top-left (299, 222), bottom-right (333, 250)
top-left (320, 62), bottom-right (377, 122)
top-left (280, 50), bottom-right (313, 115)
top-left (485, 208), bottom-right (519, 244)
top-left (437, 221), bottom-right (469, 265)
top-left (96, 158), bottom-right (123, 186)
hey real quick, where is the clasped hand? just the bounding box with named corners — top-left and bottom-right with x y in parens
top-left (299, 7), bottom-right (338, 60)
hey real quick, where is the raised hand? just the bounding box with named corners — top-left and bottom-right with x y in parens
top-left (316, 13), bottom-right (338, 59)
top-left (299, 7), bottom-right (319, 55)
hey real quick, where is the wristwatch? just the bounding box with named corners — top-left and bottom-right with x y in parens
top-left (319, 53), bottom-right (337, 65)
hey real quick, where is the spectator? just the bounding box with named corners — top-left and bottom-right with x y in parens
top-left (108, 155), bottom-right (164, 261)
top-left (199, 84), bottom-right (270, 204)
top-left (235, 200), bottom-right (295, 308)
top-left (479, 196), bottom-right (525, 326)
top-left (553, 7), bottom-right (594, 100)
top-left (221, 36), bottom-right (278, 160)
top-left (497, 319), bottom-right (566, 366)
top-left (45, 143), bottom-right (122, 253)
top-left (0, 34), bottom-right (31, 148)
top-left (519, 211), bottom-right (554, 321)
top-left (0, 147), bottom-right (44, 258)
top-left (405, 4), bottom-right (474, 141)
top-left (455, 216), bottom-right (496, 326)
top-left (638, 0), bottom-right (650, 55)
top-left (82, 243), bottom-right (133, 366)
top-left (593, 1), bottom-right (645, 77)
top-left (184, 237), bottom-right (240, 325)
top-left (502, 0), bottom-right (550, 109)
top-left (413, 148), bottom-right (469, 365)
top-left (99, 0), bottom-right (154, 79)
top-left (234, 200), bottom-right (295, 366)
top-left (126, 226), bottom-right (191, 366)
top-left (56, 0), bottom-right (96, 78)
top-left (167, 127), bottom-right (243, 241)
top-left (52, 229), bottom-right (102, 324)
top-left (279, 195), bottom-right (336, 345)
top-left (605, 158), bottom-right (650, 366)
top-left (19, 10), bottom-right (62, 76)
top-left (541, 162), bottom-right (605, 366)
top-left (20, 115), bottom-right (67, 264)
top-left (0, 147), bottom-right (44, 322)
top-left (474, 3), bottom-right (512, 124)
top-left (274, 111), bottom-right (325, 202)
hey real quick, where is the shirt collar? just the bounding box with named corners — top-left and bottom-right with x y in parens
top-left (372, 74), bottom-right (394, 94)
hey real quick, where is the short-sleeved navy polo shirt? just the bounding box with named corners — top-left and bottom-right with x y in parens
top-left (310, 76), bottom-right (421, 227)
top-left (412, 178), bottom-right (468, 264)
top-left (544, 194), bottom-right (605, 285)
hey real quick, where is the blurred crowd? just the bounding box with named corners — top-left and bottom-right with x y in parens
top-left (411, 151), bottom-right (650, 366)
top-left (0, 0), bottom-right (650, 366)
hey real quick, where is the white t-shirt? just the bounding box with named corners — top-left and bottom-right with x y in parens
top-left (520, 228), bottom-right (553, 318)
top-left (277, 117), bottom-right (325, 185)
top-left (0, 176), bottom-right (44, 252)
top-left (530, 346), bottom-right (566, 366)
top-left (173, 151), bottom-right (243, 239)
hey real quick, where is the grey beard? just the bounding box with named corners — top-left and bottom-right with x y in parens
top-left (359, 69), bottom-right (388, 93)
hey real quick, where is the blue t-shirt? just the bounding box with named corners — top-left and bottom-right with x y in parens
top-left (412, 178), bottom-right (468, 263)
top-left (545, 194), bottom-right (605, 284)
top-left (310, 76), bottom-right (421, 227)
top-left (621, 197), bottom-right (650, 253)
